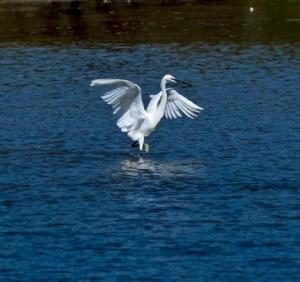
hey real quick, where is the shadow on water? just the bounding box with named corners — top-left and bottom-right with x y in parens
top-left (0, 0), bottom-right (299, 44)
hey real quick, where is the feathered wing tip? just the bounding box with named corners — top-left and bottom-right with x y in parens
top-left (165, 89), bottom-right (203, 120)
top-left (90, 79), bottom-right (126, 88)
top-left (90, 80), bottom-right (97, 87)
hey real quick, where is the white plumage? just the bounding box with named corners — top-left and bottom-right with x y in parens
top-left (90, 74), bottom-right (203, 152)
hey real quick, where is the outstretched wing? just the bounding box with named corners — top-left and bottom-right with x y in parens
top-left (164, 88), bottom-right (203, 119)
top-left (90, 79), bottom-right (146, 133)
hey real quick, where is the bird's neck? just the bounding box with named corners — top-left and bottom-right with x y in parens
top-left (160, 79), bottom-right (168, 101)
top-left (154, 79), bottom-right (167, 121)
top-left (161, 79), bottom-right (167, 94)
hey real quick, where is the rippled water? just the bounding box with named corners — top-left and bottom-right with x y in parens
top-left (0, 2), bottom-right (300, 281)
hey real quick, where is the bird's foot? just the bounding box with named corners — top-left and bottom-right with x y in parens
top-left (144, 143), bottom-right (150, 153)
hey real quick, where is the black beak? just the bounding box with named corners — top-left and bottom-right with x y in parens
top-left (173, 78), bottom-right (192, 87)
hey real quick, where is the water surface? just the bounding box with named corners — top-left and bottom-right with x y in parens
top-left (0, 2), bottom-right (300, 281)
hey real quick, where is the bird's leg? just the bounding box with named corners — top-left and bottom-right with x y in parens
top-left (144, 143), bottom-right (150, 153)
top-left (138, 136), bottom-right (144, 151)
top-left (131, 141), bottom-right (139, 148)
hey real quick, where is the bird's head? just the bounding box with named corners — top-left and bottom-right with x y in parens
top-left (163, 74), bottom-right (177, 83)
top-left (163, 74), bottom-right (192, 87)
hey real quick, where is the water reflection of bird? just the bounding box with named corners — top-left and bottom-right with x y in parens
top-left (117, 157), bottom-right (205, 178)
top-left (90, 74), bottom-right (203, 153)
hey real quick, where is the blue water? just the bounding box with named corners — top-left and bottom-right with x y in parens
top-left (0, 43), bottom-right (299, 280)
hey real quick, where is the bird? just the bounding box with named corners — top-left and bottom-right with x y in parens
top-left (90, 74), bottom-right (203, 153)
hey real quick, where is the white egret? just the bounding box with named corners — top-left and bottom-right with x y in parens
top-left (90, 74), bottom-right (203, 152)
